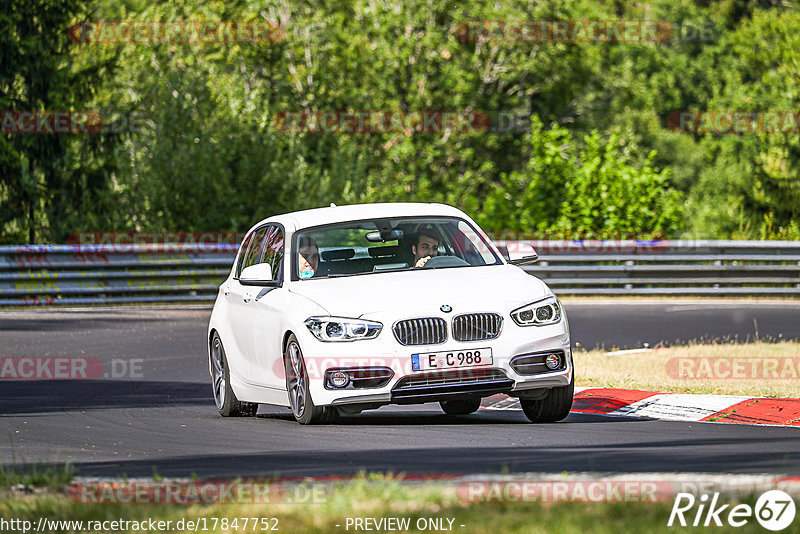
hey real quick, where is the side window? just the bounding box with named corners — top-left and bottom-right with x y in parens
top-left (454, 220), bottom-right (497, 265)
top-left (240, 226), bottom-right (268, 274)
top-left (235, 233), bottom-right (254, 278)
top-left (261, 226), bottom-right (285, 281)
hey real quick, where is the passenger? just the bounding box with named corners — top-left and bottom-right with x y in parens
top-left (298, 236), bottom-right (320, 278)
top-left (412, 230), bottom-right (440, 268)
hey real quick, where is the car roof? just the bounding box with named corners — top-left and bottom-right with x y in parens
top-left (256, 202), bottom-right (469, 232)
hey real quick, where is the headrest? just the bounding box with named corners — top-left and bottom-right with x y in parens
top-left (321, 248), bottom-right (355, 261)
top-left (368, 245), bottom-right (399, 257)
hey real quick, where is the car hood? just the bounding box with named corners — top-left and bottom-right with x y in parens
top-left (288, 264), bottom-right (550, 317)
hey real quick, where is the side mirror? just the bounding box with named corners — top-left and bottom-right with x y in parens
top-left (509, 254), bottom-right (539, 266)
top-left (240, 263), bottom-right (274, 285)
top-left (505, 243), bottom-right (539, 265)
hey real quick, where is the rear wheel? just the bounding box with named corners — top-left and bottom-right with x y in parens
top-left (440, 398), bottom-right (481, 415)
top-left (520, 378), bottom-right (574, 423)
top-left (284, 334), bottom-right (339, 425)
top-left (210, 333), bottom-right (258, 417)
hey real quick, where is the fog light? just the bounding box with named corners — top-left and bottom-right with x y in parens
top-left (330, 371), bottom-right (350, 388)
top-left (545, 354), bottom-right (560, 370)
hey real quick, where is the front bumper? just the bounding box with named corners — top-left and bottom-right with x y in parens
top-left (296, 316), bottom-right (572, 407)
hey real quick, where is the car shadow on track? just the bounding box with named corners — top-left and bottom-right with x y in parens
top-left (0, 316), bottom-right (189, 332)
top-left (255, 408), bottom-right (656, 426)
top-left (0, 380), bottom-right (212, 415)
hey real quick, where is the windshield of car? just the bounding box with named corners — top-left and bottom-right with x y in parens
top-left (293, 216), bottom-right (501, 280)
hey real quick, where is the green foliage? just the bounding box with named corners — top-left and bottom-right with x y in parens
top-left (0, 462), bottom-right (73, 490)
top-left (471, 117), bottom-right (682, 237)
top-left (684, 9), bottom-right (800, 239)
top-left (0, 0), bottom-right (120, 243)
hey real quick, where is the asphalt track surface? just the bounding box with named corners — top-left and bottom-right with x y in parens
top-left (1, 301), bottom-right (799, 479)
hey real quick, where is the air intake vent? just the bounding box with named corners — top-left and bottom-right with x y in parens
top-left (394, 368), bottom-right (509, 390)
top-left (392, 317), bottom-right (447, 346)
top-left (452, 313), bottom-right (503, 341)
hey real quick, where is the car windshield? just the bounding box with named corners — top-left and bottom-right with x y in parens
top-left (293, 216), bottom-right (501, 280)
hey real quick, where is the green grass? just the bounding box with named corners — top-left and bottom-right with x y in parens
top-left (0, 463), bottom-right (73, 490)
top-left (576, 341), bottom-right (800, 397)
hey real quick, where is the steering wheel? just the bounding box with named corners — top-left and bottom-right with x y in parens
top-left (422, 255), bottom-right (470, 268)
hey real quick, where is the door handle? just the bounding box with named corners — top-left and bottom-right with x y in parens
top-left (243, 292), bottom-right (252, 303)
top-left (223, 286), bottom-right (231, 297)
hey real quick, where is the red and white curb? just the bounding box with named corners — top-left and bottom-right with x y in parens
top-left (482, 388), bottom-right (800, 427)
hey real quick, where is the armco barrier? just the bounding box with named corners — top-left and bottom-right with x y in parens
top-left (0, 240), bottom-right (799, 306)
top-left (0, 244), bottom-right (236, 306)
top-left (499, 239), bottom-right (800, 296)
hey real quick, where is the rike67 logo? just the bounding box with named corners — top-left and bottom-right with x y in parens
top-left (669, 490), bottom-right (796, 531)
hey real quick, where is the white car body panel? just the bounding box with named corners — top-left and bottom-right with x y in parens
top-left (207, 202), bottom-right (571, 412)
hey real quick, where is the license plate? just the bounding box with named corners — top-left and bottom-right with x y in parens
top-left (411, 348), bottom-right (493, 372)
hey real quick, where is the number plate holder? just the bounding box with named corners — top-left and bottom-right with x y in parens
top-left (411, 348), bottom-right (493, 372)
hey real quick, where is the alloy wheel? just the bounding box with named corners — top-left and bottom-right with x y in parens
top-left (287, 341), bottom-right (306, 418)
top-left (211, 337), bottom-right (226, 409)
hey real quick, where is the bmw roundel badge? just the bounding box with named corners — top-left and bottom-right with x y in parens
top-left (440, 305), bottom-right (452, 313)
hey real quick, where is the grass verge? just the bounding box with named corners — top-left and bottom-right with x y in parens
top-left (0, 463), bottom-right (73, 490)
top-left (0, 475), bottom-right (775, 534)
top-left (575, 341), bottom-right (800, 397)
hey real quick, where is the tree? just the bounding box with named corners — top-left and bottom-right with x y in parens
top-left (471, 116), bottom-right (683, 238)
top-left (0, 0), bottom-right (119, 243)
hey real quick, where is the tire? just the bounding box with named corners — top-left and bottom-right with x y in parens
top-left (521, 377), bottom-right (574, 423)
top-left (440, 398), bottom-right (481, 415)
top-left (284, 334), bottom-right (339, 425)
top-left (210, 333), bottom-right (258, 417)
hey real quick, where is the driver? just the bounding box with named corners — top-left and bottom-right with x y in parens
top-left (412, 230), bottom-right (440, 268)
top-left (298, 236), bottom-right (320, 278)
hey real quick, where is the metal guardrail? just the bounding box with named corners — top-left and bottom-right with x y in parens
top-left (0, 240), bottom-right (799, 305)
top-left (0, 244), bottom-right (236, 306)
top-left (498, 239), bottom-right (800, 296)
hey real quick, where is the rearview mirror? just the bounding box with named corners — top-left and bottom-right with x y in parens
top-left (365, 229), bottom-right (403, 242)
top-left (240, 263), bottom-right (274, 285)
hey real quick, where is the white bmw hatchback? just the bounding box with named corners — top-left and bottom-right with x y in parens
top-left (208, 203), bottom-right (573, 424)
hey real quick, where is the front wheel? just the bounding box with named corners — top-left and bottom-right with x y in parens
top-left (440, 398), bottom-right (481, 415)
top-left (210, 333), bottom-right (258, 417)
top-left (284, 334), bottom-right (339, 425)
top-left (520, 377), bottom-right (574, 423)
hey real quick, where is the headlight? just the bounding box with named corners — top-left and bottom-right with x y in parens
top-left (304, 316), bottom-right (382, 342)
top-left (510, 297), bottom-right (562, 327)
